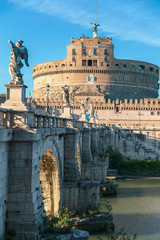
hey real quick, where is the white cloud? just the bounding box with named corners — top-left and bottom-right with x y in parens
top-left (9, 0), bottom-right (160, 47)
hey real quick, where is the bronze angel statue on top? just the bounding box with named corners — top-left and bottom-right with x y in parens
top-left (8, 40), bottom-right (29, 84)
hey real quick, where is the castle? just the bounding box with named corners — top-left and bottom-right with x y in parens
top-left (32, 25), bottom-right (160, 128)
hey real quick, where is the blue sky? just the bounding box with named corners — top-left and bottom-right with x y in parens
top-left (0, 0), bottom-right (160, 96)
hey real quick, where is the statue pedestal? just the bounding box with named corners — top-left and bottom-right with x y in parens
top-left (1, 84), bottom-right (30, 111)
top-left (93, 32), bottom-right (98, 38)
top-left (89, 116), bottom-right (95, 123)
top-left (61, 105), bottom-right (73, 119)
top-left (1, 83), bottom-right (34, 128)
top-left (79, 113), bottom-right (87, 122)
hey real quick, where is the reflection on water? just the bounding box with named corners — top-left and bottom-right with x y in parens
top-left (90, 179), bottom-right (160, 240)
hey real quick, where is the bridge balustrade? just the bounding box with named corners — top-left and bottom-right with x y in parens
top-left (0, 108), bottom-right (99, 129)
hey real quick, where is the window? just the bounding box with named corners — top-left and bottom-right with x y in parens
top-left (157, 112), bottom-right (160, 115)
top-left (104, 56), bottom-right (107, 61)
top-left (83, 49), bottom-right (86, 54)
top-left (101, 62), bottom-right (103, 66)
top-left (123, 64), bottom-right (126, 68)
top-left (94, 49), bottom-right (97, 54)
top-left (93, 60), bottom-right (97, 66)
top-left (139, 65), bottom-right (145, 70)
top-left (131, 64), bottom-right (134, 69)
top-left (151, 112), bottom-right (154, 115)
top-left (72, 57), bottom-right (75, 61)
top-left (116, 64), bottom-right (119, 68)
top-left (104, 49), bottom-right (108, 54)
top-left (88, 60), bottom-right (92, 66)
top-left (149, 67), bottom-right (154, 72)
top-left (72, 49), bottom-right (76, 54)
top-left (82, 60), bottom-right (86, 66)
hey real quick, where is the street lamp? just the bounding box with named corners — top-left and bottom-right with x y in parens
top-left (46, 83), bottom-right (50, 114)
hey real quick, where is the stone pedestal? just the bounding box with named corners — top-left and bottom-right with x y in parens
top-left (79, 113), bottom-right (87, 122)
top-left (89, 116), bottom-right (95, 123)
top-left (61, 105), bottom-right (73, 119)
top-left (1, 83), bottom-right (34, 128)
top-left (1, 84), bottom-right (29, 111)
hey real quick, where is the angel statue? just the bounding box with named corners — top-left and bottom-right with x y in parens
top-left (90, 22), bottom-right (100, 36)
top-left (62, 85), bottom-right (70, 105)
top-left (8, 40), bottom-right (29, 84)
top-left (81, 98), bottom-right (86, 113)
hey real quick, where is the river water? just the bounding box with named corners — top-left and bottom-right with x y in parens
top-left (90, 179), bottom-right (160, 240)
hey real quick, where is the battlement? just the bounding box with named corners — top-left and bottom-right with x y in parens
top-left (32, 33), bottom-right (159, 101)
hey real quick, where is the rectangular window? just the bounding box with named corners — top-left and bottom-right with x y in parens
top-left (88, 60), bottom-right (92, 66)
top-left (83, 49), bottom-right (86, 54)
top-left (72, 57), bottom-right (75, 61)
top-left (104, 56), bottom-right (107, 61)
top-left (132, 64), bottom-right (134, 69)
top-left (151, 112), bottom-right (154, 115)
top-left (94, 49), bottom-right (97, 54)
top-left (104, 49), bottom-right (108, 54)
top-left (116, 64), bottom-right (119, 68)
top-left (82, 60), bottom-right (86, 66)
top-left (101, 62), bottom-right (103, 66)
top-left (93, 60), bottom-right (97, 66)
top-left (72, 49), bottom-right (76, 54)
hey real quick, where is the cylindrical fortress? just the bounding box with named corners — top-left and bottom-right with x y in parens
top-left (33, 36), bottom-right (159, 102)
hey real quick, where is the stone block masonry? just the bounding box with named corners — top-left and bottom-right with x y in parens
top-left (0, 129), bottom-right (11, 240)
top-left (0, 123), bottom-right (104, 240)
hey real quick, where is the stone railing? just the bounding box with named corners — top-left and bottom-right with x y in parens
top-left (0, 108), bottom-right (15, 128)
top-left (34, 114), bottom-right (98, 129)
top-left (0, 108), bottom-right (99, 129)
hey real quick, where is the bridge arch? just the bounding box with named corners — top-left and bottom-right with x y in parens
top-left (39, 136), bottom-right (62, 216)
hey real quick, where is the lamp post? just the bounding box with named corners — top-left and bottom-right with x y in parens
top-left (46, 83), bottom-right (50, 114)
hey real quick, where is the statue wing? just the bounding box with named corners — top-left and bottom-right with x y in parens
top-left (21, 46), bottom-right (29, 67)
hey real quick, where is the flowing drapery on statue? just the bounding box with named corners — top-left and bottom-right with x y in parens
top-left (8, 40), bottom-right (29, 84)
top-left (90, 22), bottom-right (100, 38)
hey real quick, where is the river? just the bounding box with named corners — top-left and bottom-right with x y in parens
top-left (90, 179), bottom-right (160, 240)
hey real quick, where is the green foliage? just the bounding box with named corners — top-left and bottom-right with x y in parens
top-left (106, 146), bottom-right (160, 175)
top-left (106, 146), bottom-right (124, 169)
top-left (88, 209), bottom-right (99, 217)
top-left (43, 207), bottom-right (76, 232)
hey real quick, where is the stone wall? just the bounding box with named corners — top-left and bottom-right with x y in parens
top-left (99, 126), bottom-right (160, 160)
top-left (0, 129), bottom-right (9, 240)
top-left (33, 36), bottom-right (159, 101)
top-left (81, 162), bottom-right (108, 183)
top-left (62, 181), bottom-right (100, 212)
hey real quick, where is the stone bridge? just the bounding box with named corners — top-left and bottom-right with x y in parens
top-left (0, 108), bottom-right (160, 240)
top-left (0, 110), bottom-right (108, 240)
